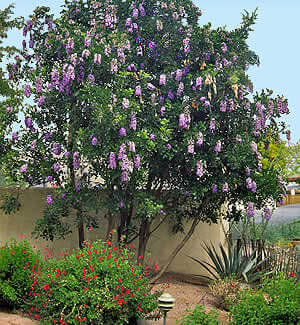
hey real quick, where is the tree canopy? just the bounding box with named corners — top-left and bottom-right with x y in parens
top-left (2, 0), bottom-right (290, 265)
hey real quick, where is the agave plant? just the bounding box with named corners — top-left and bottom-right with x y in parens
top-left (188, 240), bottom-right (273, 283)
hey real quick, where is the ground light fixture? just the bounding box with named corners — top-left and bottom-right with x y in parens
top-left (158, 292), bottom-right (175, 325)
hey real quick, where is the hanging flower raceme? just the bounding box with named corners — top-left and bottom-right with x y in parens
top-left (24, 85), bottom-right (31, 97)
top-left (122, 98), bottom-right (129, 109)
top-left (179, 112), bottom-right (190, 130)
top-left (209, 119), bottom-right (216, 132)
top-left (245, 167), bottom-right (251, 176)
top-left (175, 69), bottom-right (182, 82)
top-left (73, 152), bottom-right (80, 169)
top-left (128, 141), bottom-right (135, 152)
top-left (25, 117), bottom-right (33, 128)
top-left (176, 82), bottom-right (184, 96)
top-left (196, 161), bottom-right (203, 177)
top-left (46, 195), bottom-right (53, 205)
top-left (118, 144), bottom-right (126, 160)
top-left (91, 136), bottom-right (98, 146)
top-left (93, 53), bottom-right (101, 64)
top-left (20, 164), bottom-right (28, 174)
top-left (264, 207), bottom-right (271, 221)
top-left (247, 202), bottom-right (254, 217)
top-left (222, 183), bottom-right (229, 193)
top-left (187, 139), bottom-right (194, 153)
top-left (52, 143), bottom-right (61, 155)
top-left (196, 132), bottom-right (203, 146)
top-left (120, 128), bottom-right (126, 137)
top-left (109, 152), bottom-right (117, 169)
top-left (53, 163), bottom-right (60, 172)
top-left (159, 74), bottom-right (166, 86)
top-left (135, 85), bottom-right (141, 96)
top-left (215, 140), bottom-right (221, 153)
top-left (134, 154), bottom-right (140, 169)
top-left (130, 114), bottom-right (137, 131)
top-left (250, 141), bottom-right (257, 153)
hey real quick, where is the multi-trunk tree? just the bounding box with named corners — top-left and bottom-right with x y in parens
top-left (4, 0), bottom-right (289, 271)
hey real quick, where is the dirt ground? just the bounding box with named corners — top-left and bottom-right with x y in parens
top-left (149, 273), bottom-right (229, 325)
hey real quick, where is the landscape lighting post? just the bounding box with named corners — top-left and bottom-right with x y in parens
top-left (158, 292), bottom-right (175, 325)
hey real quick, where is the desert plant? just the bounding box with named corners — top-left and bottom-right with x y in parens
top-left (188, 240), bottom-right (272, 283)
top-left (176, 304), bottom-right (220, 325)
top-left (208, 276), bottom-right (242, 310)
top-left (24, 239), bottom-right (161, 324)
top-left (0, 239), bottom-right (42, 307)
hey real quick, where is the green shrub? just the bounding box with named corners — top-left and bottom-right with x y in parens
top-left (229, 273), bottom-right (300, 325)
top-left (176, 304), bottom-right (220, 325)
top-left (25, 239), bottom-right (161, 324)
top-left (0, 239), bottom-right (42, 307)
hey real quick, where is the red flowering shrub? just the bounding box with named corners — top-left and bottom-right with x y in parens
top-left (0, 239), bottom-right (42, 307)
top-left (25, 240), bottom-right (161, 324)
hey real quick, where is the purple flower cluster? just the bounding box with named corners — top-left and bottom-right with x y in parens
top-left (246, 177), bottom-right (257, 193)
top-left (46, 195), bottom-right (53, 205)
top-left (53, 163), bottom-right (60, 172)
top-left (120, 127), bottom-right (126, 137)
top-left (179, 113), bottom-right (190, 129)
top-left (91, 136), bottom-right (98, 146)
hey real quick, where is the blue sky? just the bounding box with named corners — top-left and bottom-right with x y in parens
top-left (2, 0), bottom-right (299, 143)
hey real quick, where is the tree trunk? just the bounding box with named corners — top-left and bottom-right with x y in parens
top-left (117, 203), bottom-right (133, 244)
top-left (78, 220), bottom-right (85, 249)
top-left (105, 211), bottom-right (116, 241)
top-left (118, 208), bottom-right (128, 243)
top-left (137, 219), bottom-right (151, 265)
top-left (150, 218), bottom-right (200, 284)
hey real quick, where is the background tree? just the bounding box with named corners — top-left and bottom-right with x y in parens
top-left (0, 4), bottom-right (24, 185)
top-left (5, 0), bottom-right (290, 275)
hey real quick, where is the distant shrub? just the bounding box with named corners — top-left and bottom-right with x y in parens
top-left (0, 239), bottom-right (42, 307)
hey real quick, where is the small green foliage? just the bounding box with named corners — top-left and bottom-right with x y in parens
top-left (229, 273), bottom-right (300, 325)
top-left (176, 304), bottom-right (220, 325)
top-left (0, 239), bottom-right (42, 307)
top-left (25, 239), bottom-right (161, 324)
top-left (0, 193), bottom-right (21, 214)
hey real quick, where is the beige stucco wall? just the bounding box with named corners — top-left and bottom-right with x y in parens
top-left (0, 187), bottom-right (227, 276)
